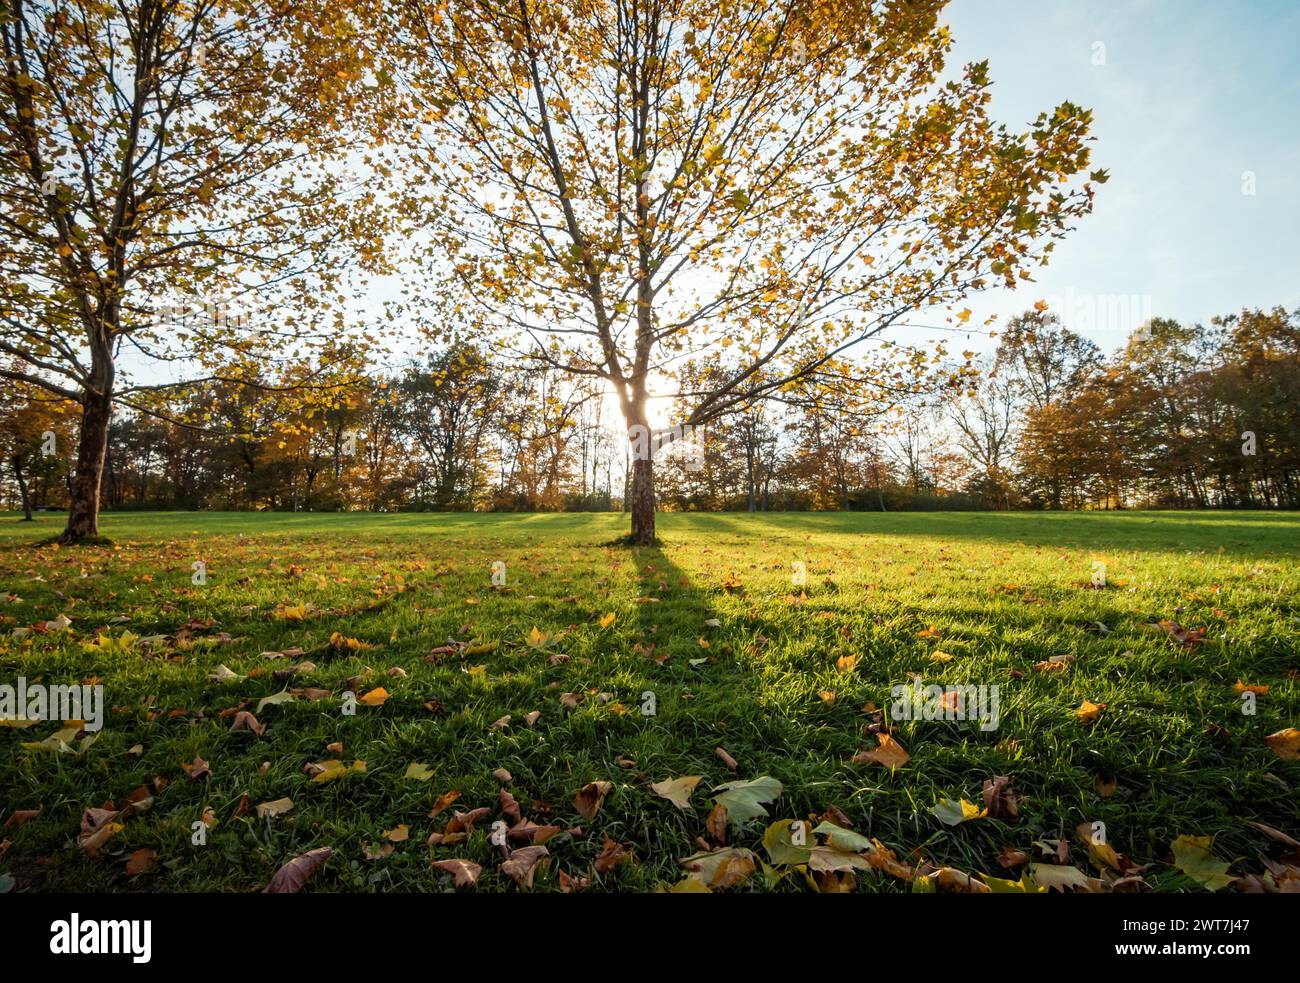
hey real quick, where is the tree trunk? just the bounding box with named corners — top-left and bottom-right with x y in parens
top-left (60, 389), bottom-right (113, 543)
top-left (629, 454), bottom-right (656, 545)
top-left (746, 441), bottom-right (756, 512)
top-left (13, 457), bottom-right (33, 521)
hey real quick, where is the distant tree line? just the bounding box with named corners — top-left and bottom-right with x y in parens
top-left (3, 306), bottom-right (1297, 516)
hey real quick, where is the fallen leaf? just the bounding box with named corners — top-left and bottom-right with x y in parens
top-left (712, 776), bottom-right (782, 827)
top-left (3, 807), bottom-right (41, 829)
top-left (706, 802), bottom-right (728, 843)
top-left (1029, 863), bottom-right (1092, 892)
top-left (1170, 834), bottom-right (1235, 891)
top-left (650, 775), bottom-right (703, 810)
top-left (982, 776), bottom-right (1020, 822)
top-left (851, 733), bottom-right (910, 770)
top-left (429, 790), bottom-right (461, 818)
top-left (229, 710), bottom-right (264, 736)
top-left (594, 835), bottom-right (631, 874)
top-left (501, 845), bottom-right (548, 888)
top-left (1076, 700), bottom-right (1104, 724)
top-left (1264, 728), bottom-right (1300, 760)
top-left (931, 797), bottom-right (987, 826)
top-left (256, 797), bottom-right (295, 819)
top-left (432, 858), bottom-right (481, 890)
top-left (573, 780), bottom-right (613, 821)
top-left (125, 848), bottom-right (157, 876)
top-left (263, 847), bottom-right (331, 893)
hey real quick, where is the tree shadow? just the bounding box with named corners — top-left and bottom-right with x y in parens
top-left (661, 509), bottom-right (1300, 557)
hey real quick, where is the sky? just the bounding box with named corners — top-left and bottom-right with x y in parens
top-left (903, 0), bottom-right (1300, 355)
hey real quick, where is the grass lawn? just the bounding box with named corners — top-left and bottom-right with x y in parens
top-left (1, 510), bottom-right (1297, 893)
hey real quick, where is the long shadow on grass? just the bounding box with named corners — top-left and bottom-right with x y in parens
top-left (664, 509), bottom-right (1300, 558)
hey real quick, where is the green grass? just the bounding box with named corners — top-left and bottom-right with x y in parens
top-left (1, 510), bottom-right (1297, 892)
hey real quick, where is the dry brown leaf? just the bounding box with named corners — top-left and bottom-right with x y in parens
top-left (429, 789), bottom-right (461, 818)
top-left (501, 845), bottom-right (548, 889)
top-left (499, 788), bottom-right (522, 824)
top-left (432, 858), bottom-right (481, 891)
top-left (124, 847), bottom-right (157, 876)
top-left (706, 802), bottom-right (728, 844)
top-left (558, 868), bottom-right (590, 893)
top-left (263, 847), bottom-right (331, 893)
top-left (982, 775), bottom-right (1020, 822)
top-left (573, 780), bottom-right (612, 821)
top-left (229, 710), bottom-right (264, 736)
top-left (997, 846), bottom-right (1031, 869)
top-left (3, 807), bottom-right (41, 829)
top-left (594, 835), bottom-right (631, 874)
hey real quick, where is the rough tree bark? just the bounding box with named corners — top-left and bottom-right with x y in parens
top-left (59, 336), bottom-right (115, 543)
top-left (629, 454), bottom-right (656, 545)
top-left (60, 386), bottom-right (112, 543)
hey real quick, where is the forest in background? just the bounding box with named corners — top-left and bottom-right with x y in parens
top-left (4, 304), bottom-right (1296, 516)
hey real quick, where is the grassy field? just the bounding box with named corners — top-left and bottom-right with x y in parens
top-left (1, 510), bottom-right (1297, 893)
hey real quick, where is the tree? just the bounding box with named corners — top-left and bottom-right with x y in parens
top-left (994, 308), bottom-right (1101, 413)
top-left (388, 0), bottom-right (1101, 542)
top-left (994, 308), bottom-right (1099, 507)
top-left (0, 371), bottom-right (76, 518)
top-left (395, 346), bottom-right (501, 509)
top-left (946, 367), bottom-right (1017, 508)
top-left (0, 0), bottom-right (376, 541)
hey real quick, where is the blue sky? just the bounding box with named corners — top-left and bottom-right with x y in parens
top-left (909, 0), bottom-right (1300, 353)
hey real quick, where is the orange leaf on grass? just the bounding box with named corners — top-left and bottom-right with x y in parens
top-left (851, 733), bottom-right (910, 770)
